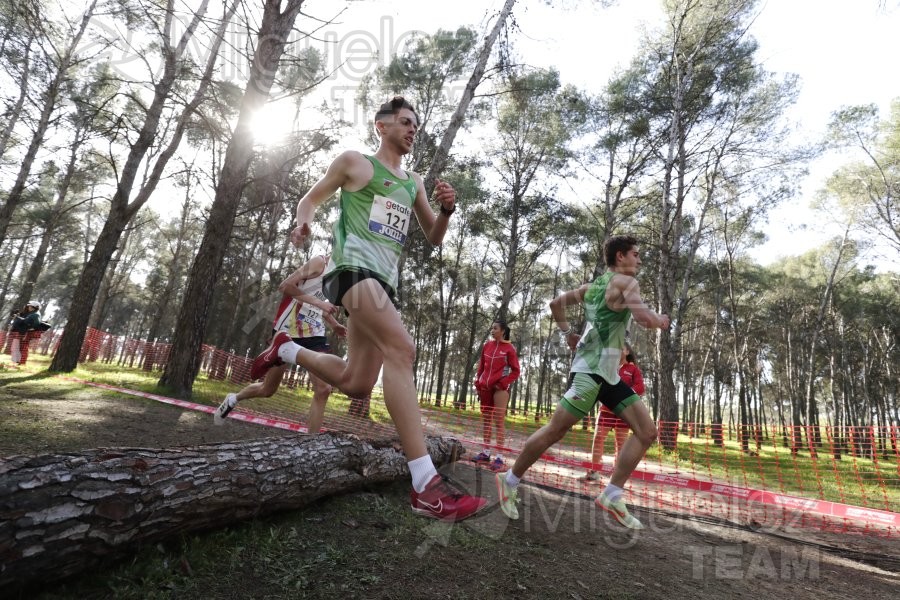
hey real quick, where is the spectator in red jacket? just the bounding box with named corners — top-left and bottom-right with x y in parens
top-left (585, 343), bottom-right (644, 481)
top-left (472, 319), bottom-right (521, 471)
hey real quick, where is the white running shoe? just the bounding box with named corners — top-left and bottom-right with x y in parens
top-left (213, 393), bottom-right (238, 425)
top-left (596, 493), bottom-right (644, 530)
top-left (494, 471), bottom-right (520, 520)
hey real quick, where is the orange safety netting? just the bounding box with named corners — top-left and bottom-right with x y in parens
top-left (4, 326), bottom-right (899, 538)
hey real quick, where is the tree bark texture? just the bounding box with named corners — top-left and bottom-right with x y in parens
top-left (50, 213), bottom-right (128, 369)
top-left (0, 432), bottom-right (464, 593)
top-left (0, 33), bottom-right (30, 163)
top-left (399, 0), bottom-right (515, 279)
top-left (11, 106), bottom-right (85, 311)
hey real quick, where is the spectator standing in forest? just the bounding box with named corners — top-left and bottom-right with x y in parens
top-left (249, 96), bottom-right (487, 522)
top-left (472, 319), bottom-right (521, 472)
top-left (6, 301), bottom-right (43, 364)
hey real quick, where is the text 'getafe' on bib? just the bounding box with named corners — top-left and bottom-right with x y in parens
top-left (368, 194), bottom-right (411, 245)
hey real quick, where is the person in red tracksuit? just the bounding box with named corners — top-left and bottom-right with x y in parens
top-left (472, 319), bottom-right (521, 471)
top-left (585, 343), bottom-right (645, 481)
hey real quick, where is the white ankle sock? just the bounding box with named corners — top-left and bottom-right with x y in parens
top-left (277, 341), bottom-right (302, 364)
top-left (409, 455), bottom-right (438, 493)
top-left (602, 483), bottom-right (623, 501)
top-left (505, 470), bottom-right (521, 488)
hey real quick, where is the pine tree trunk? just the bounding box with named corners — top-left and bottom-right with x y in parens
top-left (0, 432), bottom-right (464, 593)
top-left (143, 193), bottom-right (195, 369)
top-left (0, 34), bottom-right (31, 162)
top-left (160, 0), bottom-right (307, 397)
top-left (399, 0), bottom-right (516, 277)
top-left (11, 134), bottom-right (80, 310)
top-left (422, 0), bottom-right (516, 192)
top-left (456, 255), bottom-right (488, 410)
top-left (50, 213), bottom-right (128, 371)
top-left (0, 236), bottom-right (28, 313)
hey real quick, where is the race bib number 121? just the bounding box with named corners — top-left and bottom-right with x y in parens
top-left (368, 194), bottom-right (411, 245)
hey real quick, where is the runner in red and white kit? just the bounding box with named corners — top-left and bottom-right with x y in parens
top-left (214, 254), bottom-right (346, 433)
top-left (472, 319), bottom-right (521, 471)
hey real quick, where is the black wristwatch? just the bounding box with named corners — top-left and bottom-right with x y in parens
top-left (439, 204), bottom-right (455, 216)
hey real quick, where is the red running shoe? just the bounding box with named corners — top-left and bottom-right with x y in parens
top-left (250, 331), bottom-right (292, 380)
top-left (410, 474), bottom-right (487, 522)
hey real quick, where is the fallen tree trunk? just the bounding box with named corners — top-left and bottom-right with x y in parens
top-left (0, 432), bottom-right (465, 592)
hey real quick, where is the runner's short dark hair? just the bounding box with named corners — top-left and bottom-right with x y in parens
top-left (604, 235), bottom-right (639, 267)
top-left (374, 96), bottom-right (419, 125)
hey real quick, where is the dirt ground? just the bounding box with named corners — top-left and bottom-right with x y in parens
top-left (2, 380), bottom-right (899, 599)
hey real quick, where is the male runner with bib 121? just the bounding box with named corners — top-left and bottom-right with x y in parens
top-left (249, 96), bottom-right (487, 522)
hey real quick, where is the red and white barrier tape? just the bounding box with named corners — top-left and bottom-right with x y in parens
top-left (71, 378), bottom-right (899, 530)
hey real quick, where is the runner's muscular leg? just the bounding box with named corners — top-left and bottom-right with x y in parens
top-left (609, 401), bottom-right (657, 488)
top-left (291, 317), bottom-right (383, 400)
top-left (306, 372), bottom-right (333, 434)
top-left (237, 364), bottom-right (287, 401)
top-left (341, 279), bottom-right (427, 460)
top-left (511, 406), bottom-right (580, 479)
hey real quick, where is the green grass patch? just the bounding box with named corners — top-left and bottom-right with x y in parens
top-left (645, 427), bottom-right (899, 510)
top-left (12, 353), bottom-right (396, 430)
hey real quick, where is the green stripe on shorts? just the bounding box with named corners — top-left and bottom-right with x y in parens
top-left (559, 372), bottom-right (640, 419)
top-left (560, 372), bottom-right (603, 419)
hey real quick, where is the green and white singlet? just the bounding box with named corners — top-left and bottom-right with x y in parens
top-left (324, 155), bottom-right (418, 294)
top-left (570, 271), bottom-right (631, 384)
